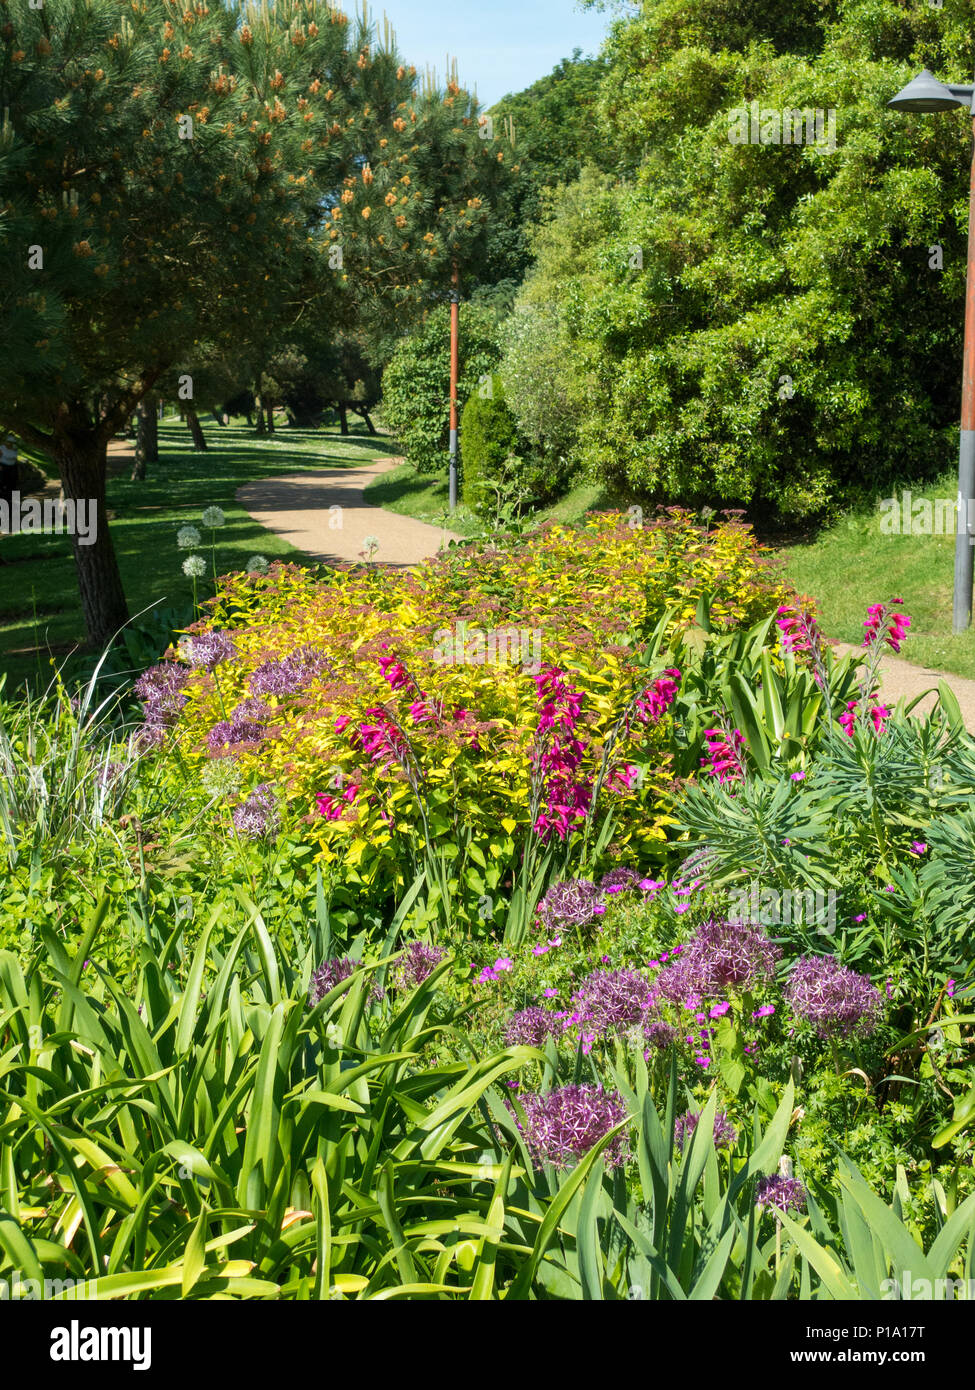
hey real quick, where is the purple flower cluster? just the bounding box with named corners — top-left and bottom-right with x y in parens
top-left (505, 1006), bottom-right (561, 1048)
top-left (308, 955), bottom-right (384, 1006)
top-left (516, 1084), bottom-right (630, 1171)
top-left (785, 954), bottom-right (884, 1040)
top-left (393, 941), bottom-right (446, 991)
top-left (183, 631), bottom-right (237, 670)
top-left (756, 1174), bottom-right (806, 1212)
top-left (571, 968), bottom-right (655, 1034)
top-left (674, 1109), bottom-right (737, 1153)
top-left (231, 783), bottom-right (278, 839)
top-left (536, 878), bottom-right (606, 935)
top-left (599, 868), bottom-right (643, 894)
top-left (249, 647), bottom-right (329, 698)
top-left (643, 1017), bottom-right (678, 1052)
top-left (133, 662), bottom-right (190, 747)
top-left (656, 917), bottom-right (780, 1005)
top-left (207, 699), bottom-right (272, 755)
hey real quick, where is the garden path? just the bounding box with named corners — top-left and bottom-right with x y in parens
top-left (831, 641), bottom-right (975, 732)
top-left (235, 457), bottom-right (459, 567)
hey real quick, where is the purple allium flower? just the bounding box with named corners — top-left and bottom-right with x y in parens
top-left (308, 954), bottom-right (384, 1006)
top-left (207, 718), bottom-right (267, 755)
top-left (134, 662), bottom-right (190, 744)
top-left (571, 968), bottom-right (655, 1034)
top-left (183, 631), bottom-right (237, 670)
top-left (536, 879), bottom-right (606, 935)
top-left (756, 1174), bottom-right (806, 1213)
top-left (643, 1017), bottom-right (678, 1051)
top-left (656, 917), bottom-right (781, 1004)
top-left (231, 782), bottom-right (279, 839)
top-left (505, 1006), bottom-right (561, 1048)
top-left (785, 955), bottom-right (884, 1040)
top-left (249, 647), bottom-right (329, 698)
top-left (674, 1109), bottom-right (737, 1153)
top-left (516, 1084), bottom-right (630, 1171)
top-left (393, 941), bottom-right (446, 991)
top-left (598, 868), bottom-right (643, 893)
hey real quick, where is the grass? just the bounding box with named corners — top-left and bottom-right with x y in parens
top-left (361, 460), bottom-right (481, 536)
top-left (779, 467), bottom-right (975, 681)
top-left (363, 463), bottom-right (611, 536)
top-left (0, 416), bottom-right (395, 690)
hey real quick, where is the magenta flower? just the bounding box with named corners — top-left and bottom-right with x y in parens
top-left (910, 841), bottom-right (927, 855)
top-left (700, 723), bottom-right (747, 783)
top-left (862, 598), bottom-right (911, 654)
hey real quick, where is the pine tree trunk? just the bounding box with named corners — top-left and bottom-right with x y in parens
top-left (255, 397), bottom-right (267, 435)
top-left (55, 435), bottom-right (129, 649)
top-left (266, 394), bottom-right (275, 434)
top-left (356, 408), bottom-right (377, 436)
top-left (185, 408), bottom-right (208, 451)
top-left (338, 403), bottom-right (349, 436)
top-left (144, 396), bottom-right (159, 463)
top-left (131, 397), bottom-right (158, 480)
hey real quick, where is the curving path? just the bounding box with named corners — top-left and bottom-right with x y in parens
top-left (236, 457), bottom-right (460, 568)
top-left (831, 641), bottom-right (975, 733)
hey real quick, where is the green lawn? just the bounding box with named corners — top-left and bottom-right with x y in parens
top-left (362, 462), bottom-right (611, 536)
top-left (779, 467), bottom-right (975, 681)
top-left (0, 418), bottom-right (394, 690)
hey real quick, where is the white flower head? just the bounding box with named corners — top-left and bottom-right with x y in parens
top-left (246, 554), bottom-right (269, 574)
top-left (201, 505), bottom-right (226, 529)
top-left (201, 760), bottom-right (243, 798)
top-left (182, 554), bottom-right (206, 578)
top-left (177, 524), bottom-right (202, 550)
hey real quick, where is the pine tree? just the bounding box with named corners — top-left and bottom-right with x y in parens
top-left (0, 0), bottom-right (504, 645)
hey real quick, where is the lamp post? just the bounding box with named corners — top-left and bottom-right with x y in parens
top-left (889, 69), bottom-right (975, 632)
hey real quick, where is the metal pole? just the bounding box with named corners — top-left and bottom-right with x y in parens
top-left (448, 264), bottom-right (460, 512)
top-left (955, 108), bottom-right (975, 632)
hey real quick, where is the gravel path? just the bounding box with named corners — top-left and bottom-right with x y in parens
top-left (831, 642), bottom-right (975, 732)
top-left (236, 457), bottom-right (459, 567)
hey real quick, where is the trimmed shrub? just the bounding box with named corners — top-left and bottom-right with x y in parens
top-left (460, 374), bottom-right (520, 514)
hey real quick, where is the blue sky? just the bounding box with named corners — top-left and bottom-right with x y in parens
top-left (377, 0), bottom-right (616, 107)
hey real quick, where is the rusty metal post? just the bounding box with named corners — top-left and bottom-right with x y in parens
top-left (449, 264), bottom-right (460, 512)
top-left (955, 115), bottom-right (975, 632)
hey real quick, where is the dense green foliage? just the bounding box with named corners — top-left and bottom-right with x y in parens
top-left (459, 373), bottom-right (520, 513)
top-left (496, 0), bottom-right (975, 520)
top-left (381, 301), bottom-right (503, 473)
